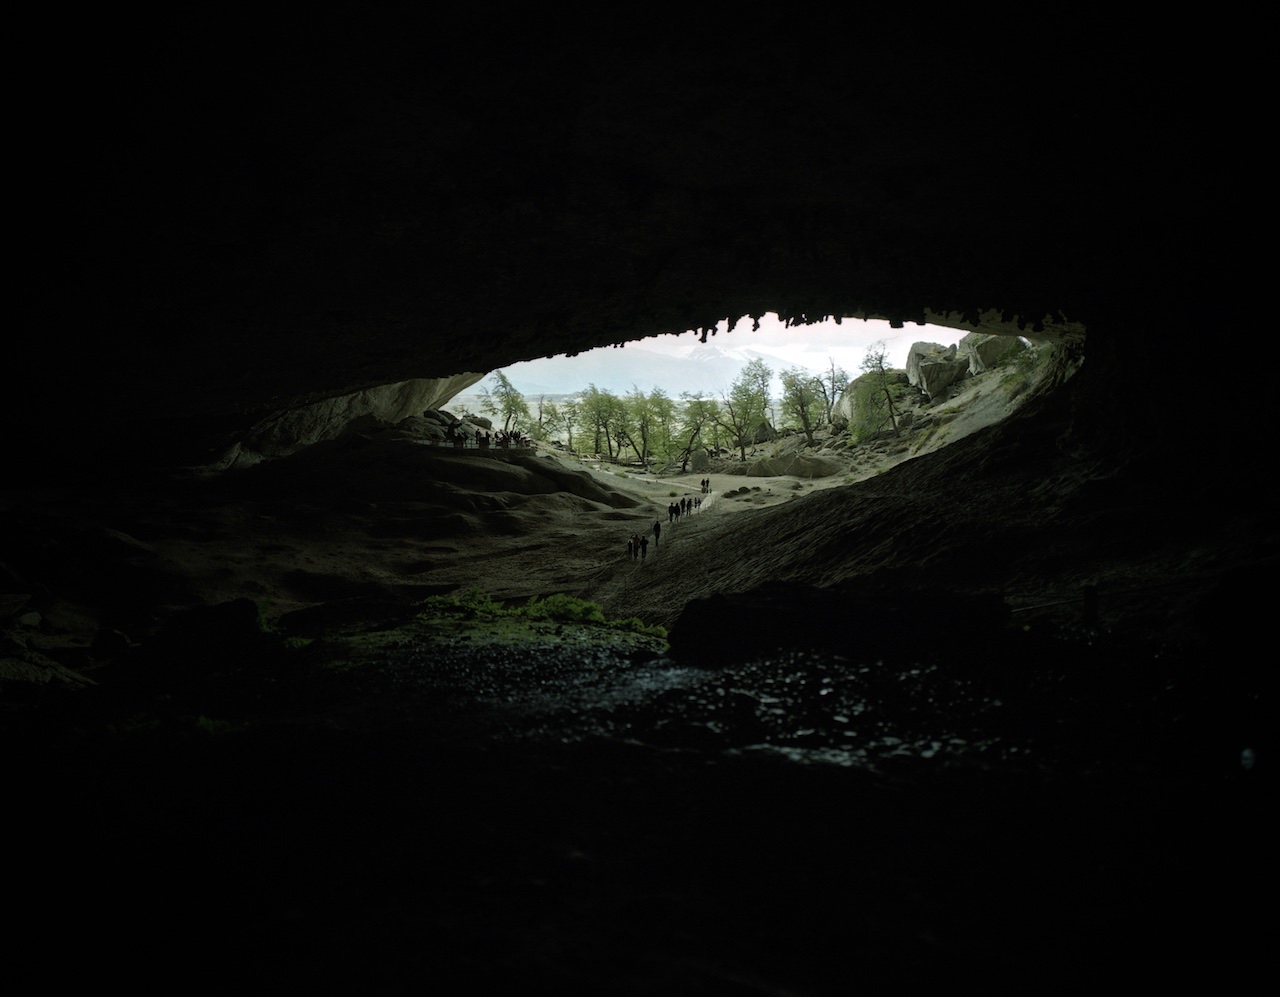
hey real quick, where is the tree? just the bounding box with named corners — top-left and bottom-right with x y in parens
top-left (555, 398), bottom-right (580, 452)
top-left (849, 342), bottom-right (905, 442)
top-left (619, 387), bottom-right (678, 466)
top-left (479, 371), bottom-right (531, 433)
top-left (645, 388), bottom-right (678, 465)
top-left (675, 393), bottom-right (720, 471)
top-left (817, 357), bottom-right (850, 425)
top-left (780, 367), bottom-right (823, 447)
top-left (716, 358), bottom-right (773, 462)
top-left (579, 384), bottom-right (625, 458)
top-left (529, 396), bottom-right (557, 441)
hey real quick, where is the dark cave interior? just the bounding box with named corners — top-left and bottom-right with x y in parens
top-left (5, 16), bottom-right (1269, 993)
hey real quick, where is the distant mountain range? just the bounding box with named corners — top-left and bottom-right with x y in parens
top-left (463, 343), bottom-right (822, 401)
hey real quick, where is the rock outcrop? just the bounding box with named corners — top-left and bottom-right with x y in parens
top-left (209, 374), bottom-right (484, 468)
top-left (958, 333), bottom-right (1027, 374)
top-left (906, 342), bottom-right (967, 399)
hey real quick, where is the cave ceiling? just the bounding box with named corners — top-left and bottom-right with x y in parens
top-left (18, 16), bottom-right (1233, 471)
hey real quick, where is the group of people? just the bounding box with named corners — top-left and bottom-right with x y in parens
top-left (624, 480), bottom-right (712, 561)
top-left (666, 495), bottom-right (702, 522)
top-left (440, 425), bottom-right (531, 448)
top-left (626, 531), bottom-right (650, 560)
top-left (486, 429), bottom-right (530, 448)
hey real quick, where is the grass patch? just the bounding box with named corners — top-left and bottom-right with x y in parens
top-left (284, 587), bottom-right (669, 675)
top-left (419, 586), bottom-right (667, 640)
top-left (911, 424), bottom-right (940, 454)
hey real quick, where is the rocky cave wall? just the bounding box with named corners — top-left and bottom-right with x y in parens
top-left (12, 17), bottom-right (1240, 481)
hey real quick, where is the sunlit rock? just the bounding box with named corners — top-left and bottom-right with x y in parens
top-left (959, 332), bottom-right (1026, 374)
top-left (907, 341), bottom-right (968, 399)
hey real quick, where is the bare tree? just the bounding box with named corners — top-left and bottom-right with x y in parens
top-left (817, 357), bottom-right (850, 425)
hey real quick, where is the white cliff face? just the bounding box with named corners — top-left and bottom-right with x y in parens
top-left (210, 374), bottom-right (486, 468)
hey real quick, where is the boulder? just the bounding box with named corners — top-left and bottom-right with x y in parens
top-left (959, 332), bottom-right (1026, 374)
top-left (831, 369), bottom-right (910, 428)
top-left (906, 341), bottom-right (968, 399)
top-left (213, 375), bottom-right (486, 468)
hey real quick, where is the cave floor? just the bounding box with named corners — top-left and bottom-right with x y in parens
top-left (6, 614), bottom-right (1264, 995)
top-left (3, 402), bottom-right (1272, 992)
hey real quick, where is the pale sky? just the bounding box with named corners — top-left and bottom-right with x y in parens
top-left (633, 313), bottom-right (952, 372)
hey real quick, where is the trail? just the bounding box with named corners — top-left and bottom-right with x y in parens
top-left (584, 487), bottom-right (723, 622)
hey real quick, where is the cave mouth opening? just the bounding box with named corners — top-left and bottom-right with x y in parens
top-left (456, 311), bottom-right (1067, 464)
top-left (486, 314), bottom-right (931, 400)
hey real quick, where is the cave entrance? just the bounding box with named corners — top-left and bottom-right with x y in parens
top-left (450, 313), bottom-right (1054, 477)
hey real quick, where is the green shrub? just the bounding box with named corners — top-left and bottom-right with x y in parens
top-left (419, 586), bottom-right (666, 641)
top-left (613, 616), bottom-right (667, 639)
top-left (524, 593), bottom-right (607, 624)
top-left (456, 586), bottom-right (503, 614)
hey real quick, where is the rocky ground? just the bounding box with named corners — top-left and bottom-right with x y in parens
top-left (2, 362), bottom-right (1271, 992)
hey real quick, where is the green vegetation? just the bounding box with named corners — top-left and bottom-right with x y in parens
top-left (994, 341), bottom-right (1048, 399)
top-left (476, 350), bottom-right (865, 468)
top-left (779, 367), bottom-right (823, 447)
top-left (421, 586), bottom-right (667, 640)
top-left (847, 342), bottom-right (906, 444)
top-left (480, 370), bottom-right (532, 433)
top-left (707, 357), bottom-right (773, 462)
top-left (911, 423), bottom-right (941, 454)
top-left (196, 715), bottom-right (238, 736)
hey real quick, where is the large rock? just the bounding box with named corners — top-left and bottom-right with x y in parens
top-left (906, 341), bottom-right (968, 399)
top-left (210, 374), bottom-right (485, 468)
top-left (831, 370), bottom-right (910, 428)
top-left (959, 332), bottom-right (1027, 374)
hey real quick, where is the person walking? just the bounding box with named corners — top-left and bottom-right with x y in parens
top-left (652, 518), bottom-right (661, 548)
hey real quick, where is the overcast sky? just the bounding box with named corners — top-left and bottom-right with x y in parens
top-left (615, 313), bottom-right (950, 372)
top-left (475, 313), bottom-right (967, 399)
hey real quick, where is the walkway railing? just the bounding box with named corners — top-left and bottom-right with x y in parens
top-left (425, 437), bottom-right (535, 451)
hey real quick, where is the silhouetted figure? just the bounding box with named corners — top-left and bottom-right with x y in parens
top-left (640, 536), bottom-right (648, 559)
top-left (652, 519), bottom-right (661, 548)
top-left (627, 537), bottom-right (634, 559)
